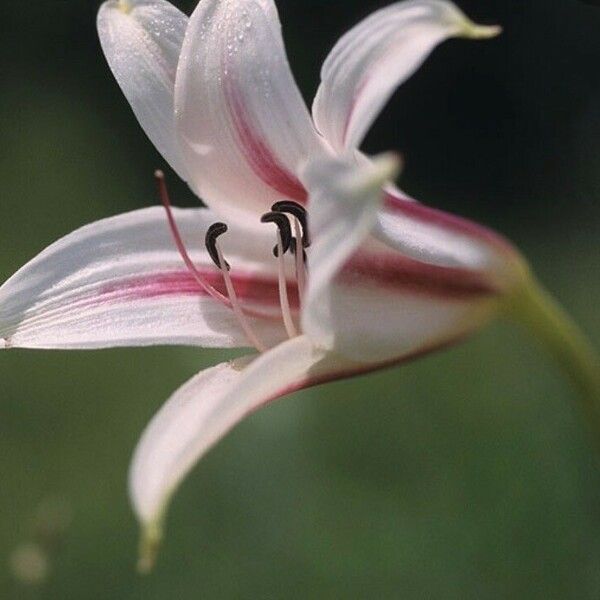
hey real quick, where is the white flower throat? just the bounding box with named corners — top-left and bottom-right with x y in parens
top-left (155, 170), bottom-right (309, 353)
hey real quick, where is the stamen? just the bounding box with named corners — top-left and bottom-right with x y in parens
top-left (206, 223), bottom-right (230, 270)
top-left (205, 222), bottom-right (268, 354)
top-left (291, 224), bottom-right (306, 302)
top-left (260, 212), bottom-right (293, 257)
top-left (274, 231), bottom-right (298, 339)
top-left (261, 212), bottom-right (298, 339)
top-left (272, 202), bottom-right (308, 302)
top-left (271, 201), bottom-right (310, 247)
top-left (155, 171), bottom-right (274, 352)
top-left (154, 171), bottom-right (230, 308)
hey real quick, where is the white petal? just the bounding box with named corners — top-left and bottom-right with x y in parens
top-left (313, 0), bottom-right (501, 152)
top-left (97, 0), bottom-right (190, 181)
top-left (301, 153), bottom-right (401, 353)
top-left (377, 187), bottom-right (525, 286)
top-left (174, 0), bottom-right (327, 225)
top-left (129, 335), bottom-right (362, 544)
top-left (302, 155), bottom-right (499, 363)
top-left (309, 270), bottom-right (496, 363)
top-left (0, 207), bottom-right (289, 350)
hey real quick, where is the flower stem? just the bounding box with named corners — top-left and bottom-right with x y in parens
top-left (505, 278), bottom-right (600, 442)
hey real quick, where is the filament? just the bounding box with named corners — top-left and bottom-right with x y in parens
top-left (275, 231), bottom-right (298, 339)
top-left (214, 241), bottom-right (268, 353)
top-left (292, 218), bottom-right (306, 304)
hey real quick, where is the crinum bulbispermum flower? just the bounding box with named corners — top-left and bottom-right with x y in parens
top-left (1, 0), bottom-right (598, 571)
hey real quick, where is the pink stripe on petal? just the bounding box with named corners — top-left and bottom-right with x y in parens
top-left (223, 62), bottom-right (307, 203)
top-left (384, 190), bottom-right (517, 256)
top-left (343, 252), bottom-right (498, 299)
top-left (98, 270), bottom-right (300, 311)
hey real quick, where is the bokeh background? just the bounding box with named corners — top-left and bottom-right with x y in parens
top-left (1, 0), bottom-right (599, 597)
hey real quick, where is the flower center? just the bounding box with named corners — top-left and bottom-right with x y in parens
top-left (155, 171), bottom-right (309, 353)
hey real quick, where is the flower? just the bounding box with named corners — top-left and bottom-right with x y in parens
top-left (1, 0), bottom-right (598, 571)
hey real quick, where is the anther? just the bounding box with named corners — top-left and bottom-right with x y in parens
top-left (271, 201), bottom-right (310, 247)
top-left (261, 212), bottom-right (293, 257)
top-left (205, 223), bottom-right (230, 270)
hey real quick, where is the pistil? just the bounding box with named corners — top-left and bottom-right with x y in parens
top-left (155, 171), bottom-right (231, 308)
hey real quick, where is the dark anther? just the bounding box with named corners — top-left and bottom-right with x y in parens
top-left (261, 211), bottom-right (293, 257)
top-left (205, 222), bottom-right (230, 270)
top-left (271, 201), bottom-right (311, 248)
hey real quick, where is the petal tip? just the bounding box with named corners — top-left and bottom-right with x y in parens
top-left (377, 151), bottom-right (403, 180)
top-left (136, 519), bottom-right (164, 575)
top-left (117, 0), bottom-right (132, 14)
top-left (362, 152), bottom-right (403, 191)
top-left (462, 21), bottom-right (503, 40)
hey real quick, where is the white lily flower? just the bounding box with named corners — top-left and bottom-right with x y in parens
top-left (2, 0), bottom-right (598, 571)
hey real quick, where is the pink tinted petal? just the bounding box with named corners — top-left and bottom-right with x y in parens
top-left (376, 189), bottom-right (526, 288)
top-left (302, 155), bottom-right (503, 363)
top-left (316, 279), bottom-right (496, 363)
top-left (343, 250), bottom-right (497, 299)
top-left (175, 0), bottom-right (327, 225)
top-left (130, 330), bottom-right (472, 537)
top-left (0, 207), bottom-right (289, 350)
top-left (224, 78), bottom-right (308, 202)
top-left (130, 335), bottom-right (357, 526)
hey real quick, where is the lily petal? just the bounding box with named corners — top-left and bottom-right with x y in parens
top-left (302, 155), bottom-right (498, 363)
top-left (377, 188), bottom-right (525, 287)
top-left (302, 154), bottom-right (398, 352)
top-left (312, 0), bottom-right (501, 152)
top-left (174, 0), bottom-right (327, 224)
top-left (130, 335), bottom-right (365, 558)
top-left (0, 207), bottom-right (289, 350)
top-left (97, 0), bottom-right (190, 181)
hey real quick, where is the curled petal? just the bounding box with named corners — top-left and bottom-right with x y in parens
top-left (0, 207), bottom-right (289, 350)
top-left (313, 0), bottom-right (501, 152)
top-left (97, 0), bottom-right (190, 181)
top-left (174, 0), bottom-right (327, 224)
top-left (130, 335), bottom-right (368, 568)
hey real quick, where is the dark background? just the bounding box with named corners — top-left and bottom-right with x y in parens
top-left (0, 0), bottom-right (599, 598)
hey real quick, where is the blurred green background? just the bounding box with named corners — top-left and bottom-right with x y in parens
top-left (1, 0), bottom-right (599, 598)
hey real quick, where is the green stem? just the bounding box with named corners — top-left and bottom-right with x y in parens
top-left (505, 277), bottom-right (600, 442)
